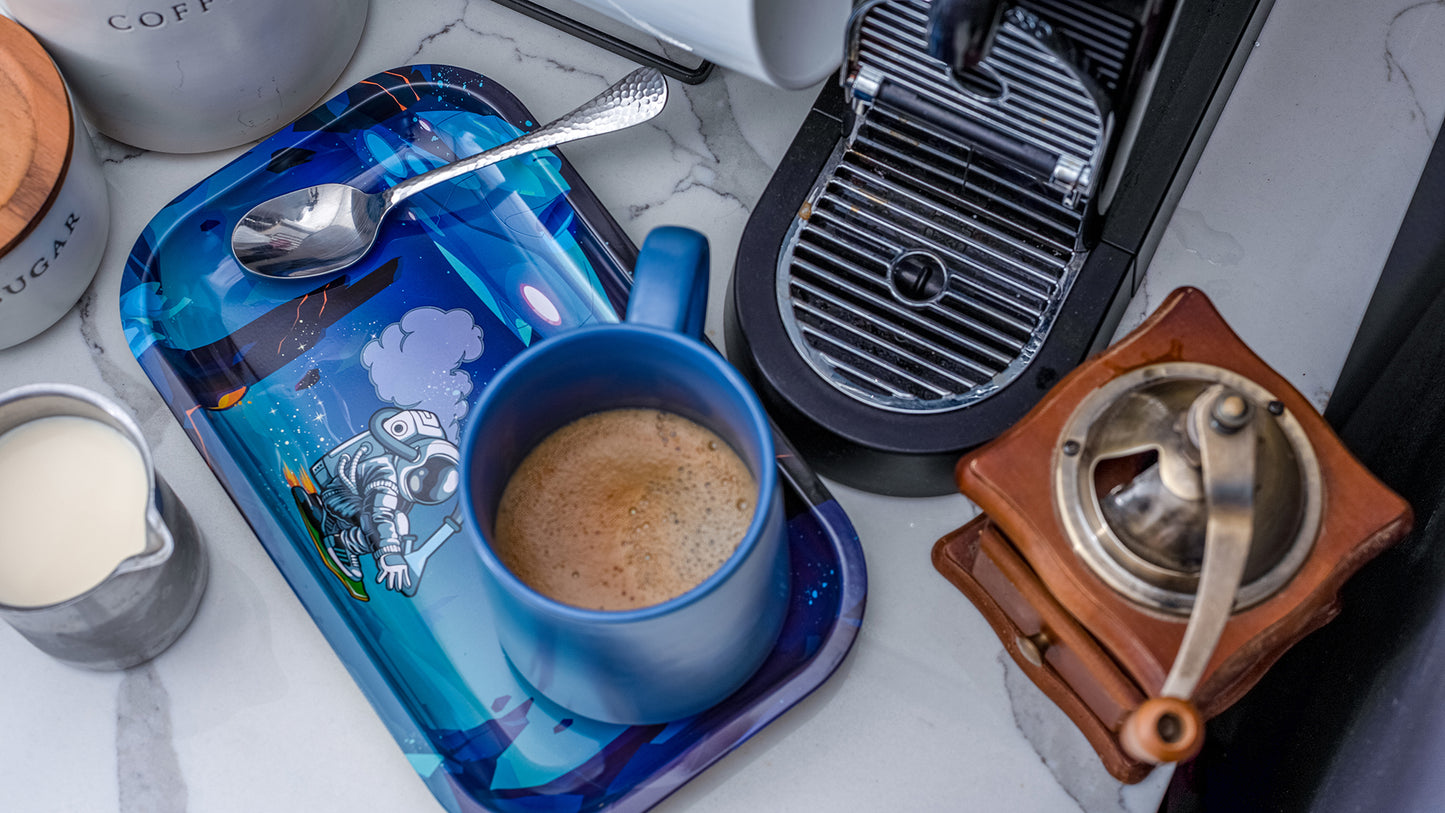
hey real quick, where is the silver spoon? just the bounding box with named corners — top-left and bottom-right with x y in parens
top-left (231, 67), bottom-right (668, 280)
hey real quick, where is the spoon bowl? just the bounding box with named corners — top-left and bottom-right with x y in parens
top-left (232, 67), bottom-right (667, 280)
top-left (231, 184), bottom-right (386, 279)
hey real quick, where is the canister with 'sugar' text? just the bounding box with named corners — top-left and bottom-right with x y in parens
top-left (0, 16), bottom-right (108, 350)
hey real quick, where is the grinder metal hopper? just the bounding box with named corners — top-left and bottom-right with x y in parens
top-left (933, 288), bottom-right (1412, 781)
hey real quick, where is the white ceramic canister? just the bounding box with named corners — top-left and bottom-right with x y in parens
top-left (569, 0), bottom-right (852, 89)
top-left (0, 0), bottom-right (369, 154)
top-left (0, 17), bottom-right (109, 350)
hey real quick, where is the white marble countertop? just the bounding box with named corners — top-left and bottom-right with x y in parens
top-left (3, 1), bottom-right (1443, 811)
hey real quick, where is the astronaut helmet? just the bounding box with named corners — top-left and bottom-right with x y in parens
top-left (398, 438), bottom-right (461, 505)
top-left (369, 407), bottom-right (462, 505)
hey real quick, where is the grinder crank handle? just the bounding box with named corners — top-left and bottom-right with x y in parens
top-left (1120, 386), bottom-right (1257, 766)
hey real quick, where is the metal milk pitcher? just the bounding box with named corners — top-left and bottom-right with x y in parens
top-left (0, 384), bottom-right (208, 670)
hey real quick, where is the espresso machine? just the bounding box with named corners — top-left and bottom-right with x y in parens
top-left (728, 0), bottom-right (1276, 496)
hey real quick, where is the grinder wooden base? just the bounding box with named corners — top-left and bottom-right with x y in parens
top-left (934, 516), bottom-right (1153, 782)
top-left (936, 288), bottom-right (1413, 782)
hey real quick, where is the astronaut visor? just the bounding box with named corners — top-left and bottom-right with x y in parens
top-left (406, 456), bottom-right (460, 504)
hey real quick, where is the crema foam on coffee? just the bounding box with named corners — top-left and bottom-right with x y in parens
top-left (494, 408), bottom-right (757, 611)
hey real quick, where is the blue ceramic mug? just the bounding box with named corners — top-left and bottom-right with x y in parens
top-left (461, 226), bottom-right (790, 724)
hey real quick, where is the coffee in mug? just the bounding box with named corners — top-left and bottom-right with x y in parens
top-left (494, 407), bottom-right (757, 611)
top-left (463, 226), bottom-right (790, 724)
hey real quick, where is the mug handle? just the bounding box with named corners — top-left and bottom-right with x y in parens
top-left (625, 226), bottom-right (710, 339)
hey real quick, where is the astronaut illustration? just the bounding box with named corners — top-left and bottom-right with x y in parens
top-left (308, 407), bottom-right (463, 597)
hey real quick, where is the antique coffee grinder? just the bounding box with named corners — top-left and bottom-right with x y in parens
top-left (933, 288), bottom-right (1412, 781)
top-left (728, 0), bottom-right (1277, 495)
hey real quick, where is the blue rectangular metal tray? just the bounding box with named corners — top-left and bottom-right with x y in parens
top-left (119, 64), bottom-right (866, 812)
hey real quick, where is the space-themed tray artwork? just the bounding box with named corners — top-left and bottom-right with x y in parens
top-left (118, 65), bottom-right (866, 812)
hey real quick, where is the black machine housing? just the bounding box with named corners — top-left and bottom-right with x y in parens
top-left (727, 0), bottom-right (1275, 496)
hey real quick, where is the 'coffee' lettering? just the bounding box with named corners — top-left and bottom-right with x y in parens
top-left (108, 0), bottom-right (216, 31)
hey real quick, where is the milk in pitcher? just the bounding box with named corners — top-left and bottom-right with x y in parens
top-left (0, 415), bottom-right (149, 607)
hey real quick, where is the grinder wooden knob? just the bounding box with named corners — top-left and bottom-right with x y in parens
top-left (1120, 697), bottom-right (1204, 764)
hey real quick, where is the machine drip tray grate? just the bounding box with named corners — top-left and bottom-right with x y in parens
top-left (778, 109), bottom-right (1086, 412)
top-left (775, 0), bottom-right (1124, 414)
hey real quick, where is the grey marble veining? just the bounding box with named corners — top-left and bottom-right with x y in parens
top-left (91, 135), bottom-right (147, 168)
top-left (618, 78), bottom-right (778, 222)
top-left (1001, 657), bottom-right (1172, 813)
top-left (76, 288), bottom-right (176, 444)
top-left (117, 665), bottom-right (187, 813)
top-left (406, 1), bottom-right (489, 62)
top-left (1385, 1), bottom-right (1445, 142)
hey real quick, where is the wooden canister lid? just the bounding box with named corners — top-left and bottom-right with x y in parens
top-left (0, 16), bottom-right (72, 257)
